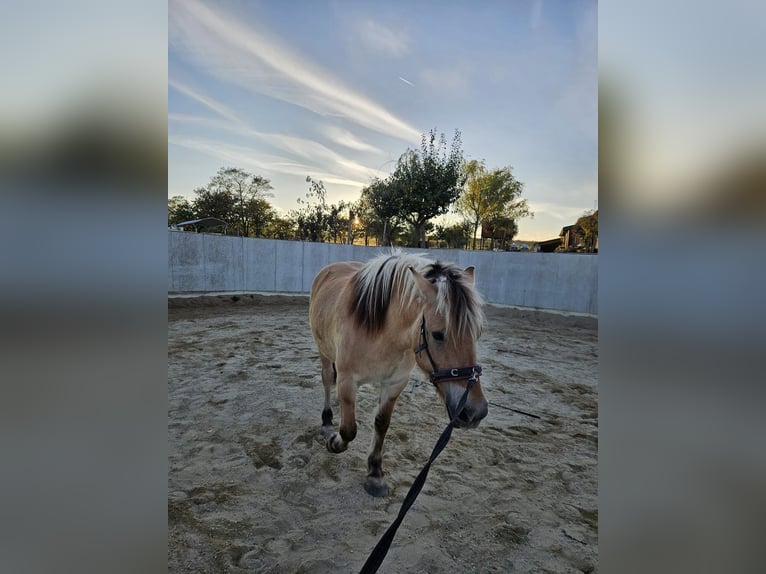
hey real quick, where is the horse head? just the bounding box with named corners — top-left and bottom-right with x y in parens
top-left (409, 263), bottom-right (488, 428)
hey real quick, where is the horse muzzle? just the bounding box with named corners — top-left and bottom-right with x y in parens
top-left (440, 375), bottom-right (488, 428)
top-left (449, 398), bottom-right (488, 428)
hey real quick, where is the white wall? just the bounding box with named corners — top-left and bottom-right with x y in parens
top-left (168, 231), bottom-right (597, 315)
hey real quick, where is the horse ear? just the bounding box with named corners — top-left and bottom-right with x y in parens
top-left (409, 266), bottom-right (437, 297)
top-left (463, 266), bottom-right (475, 285)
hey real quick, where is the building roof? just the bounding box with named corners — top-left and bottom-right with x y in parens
top-left (537, 237), bottom-right (562, 247)
top-left (559, 224), bottom-right (578, 235)
top-left (175, 217), bottom-right (227, 229)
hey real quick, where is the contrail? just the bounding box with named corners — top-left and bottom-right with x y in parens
top-left (398, 76), bottom-right (415, 87)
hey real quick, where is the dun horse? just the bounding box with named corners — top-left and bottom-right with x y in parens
top-left (309, 250), bottom-right (488, 497)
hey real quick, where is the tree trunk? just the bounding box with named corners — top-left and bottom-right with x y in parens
top-left (414, 223), bottom-right (427, 248)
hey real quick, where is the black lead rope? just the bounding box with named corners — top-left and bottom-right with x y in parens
top-left (358, 376), bottom-right (476, 574)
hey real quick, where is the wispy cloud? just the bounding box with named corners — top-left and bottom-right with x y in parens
top-left (169, 0), bottom-right (420, 143)
top-left (324, 125), bottom-right (383, 154)
top-left (169, 136), bottom-right (370, 189)
top-left (168, 78), bottom-right (239, 122)
top-left (357, 19), bottom-right (410, 57)
top-left (528, 201), bottom-right (590, 222)
top-left (398, 76), bottom-right (415, 87)
top-left (169, 68), bottom-right (394, 186)
top-left (168, 111), bottom-right (387, 183)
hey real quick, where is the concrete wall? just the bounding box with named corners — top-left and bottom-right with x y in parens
top-left (168, 231), bottom-right (597, 315)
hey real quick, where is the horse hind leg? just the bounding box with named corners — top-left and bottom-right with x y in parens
top-left (319, 355), bottom-right (335, 438)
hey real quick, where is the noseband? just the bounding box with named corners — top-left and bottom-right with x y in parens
top-left (414, 316), bottom-right (482, 386)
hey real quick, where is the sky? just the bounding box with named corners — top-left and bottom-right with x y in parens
top-left (168, 0), bottom-right (597, 241)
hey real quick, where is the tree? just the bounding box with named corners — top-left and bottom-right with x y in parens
top-left (356, 178), bottom-right (404, 246)
top-left (433, 220), bottom-right (472, 249)
top-left (290, 176), bottom-right (334, 242)
top-left (575, 210), bottom-right (598, 252)
top-left (188, 167), bottom-right (275, 236)
top-left (388, 129), bottom-right (465, 247)
top-left (192, 185), bottom-right (235, 223)
top-left (247, 197), bottom-right (276, 238)
top-left (289, 176), bottom-right (355, 243)
top-left (326, 200), bottom-right (350, 244)
top-left (168, 195), bottom-right (195, 226)
top-left (481, 215), bottom-right (519, 250)
top-left (264, 216), bottom-right (295, 240)
top-left (208, 167), bottom-right (273, 237)
top-left (456, 160), bottom-right (531, 249)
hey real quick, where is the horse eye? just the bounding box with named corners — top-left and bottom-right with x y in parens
top-left (431, 331), bottom-right (445, 342)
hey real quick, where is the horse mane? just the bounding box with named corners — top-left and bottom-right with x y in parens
top-left (350, 249), bottom-right (484, 339)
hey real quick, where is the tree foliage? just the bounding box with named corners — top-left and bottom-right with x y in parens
top-left (289, 176), bottom-right (353, 243)
top-left (456, 160), bottom-right (531, 249)
top-left (207, 167), bottom-right (273, 237)
top-left (356, 178), bottom-right (405, 246)
top-left (433, 220), bottom-right (472, 249)
top-left (290, 176), bottom-right (329, 242)
top-left (168, 195), bottom-right (195, 226)
top-left (168, 166), bottom-right (275, 237)
top-left (481, 214), bottom-right (519, 250)
top-left (387, 129), bottom-right (465, 247)
top-left (575, 209), bottom-right (598, 252)
top-left (264, 216), bottom-right (295, 240)
top-left (192, 185), bottom-right (236, 223)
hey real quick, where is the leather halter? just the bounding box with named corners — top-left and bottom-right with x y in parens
top-left (414, 316), bottom-right (482, 385)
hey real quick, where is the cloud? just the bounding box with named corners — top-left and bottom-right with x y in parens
top-left (527, 201), bottom-right (590, 222)
top-left (324, 125), bottom-right (383, 154)
top-left (168, 118), bottom-right (391, 185)
top-left (168, 78), bottom-right (239, 122)
top-left (169, 0), bottom-right (420, 143)
top-left (357, 19), bottom-right (410, 57)
top-left (169, 136), bottom-right (369, 189)
top-left (168, 77), bottom-right (390, 184)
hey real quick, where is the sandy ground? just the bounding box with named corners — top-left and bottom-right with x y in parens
top-left (168, 294), bottom-right (598, 573)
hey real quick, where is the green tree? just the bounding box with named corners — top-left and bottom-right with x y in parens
top-left (482, 215), bottom-right (519, 250)
top-left (575, 209), bottom-right (598, 252)
top-left (264, 216), bottom-right (295, 240)
top-left (388, 129), bottom-right (465, 247)
top-left (433, 220), bottom-right (472, 249)
top-left (192, 185), bottom-right (235, 224)
top-left (290, 176), bottom-right (354, 243)
top-left (356, 178), bottom-right (404, 246)
top-left (208, 167), bottom-right (273, 237)
top-left (326, 200), bottom-right (350, 244)
top-left (291, 176), bottom-right (330, 242)
top-left (248, 197), bottom-right (277, 238)
top-left (456, 160), bottom-right (530, 249)
top-left (168, 195), bottom-right (195, 226)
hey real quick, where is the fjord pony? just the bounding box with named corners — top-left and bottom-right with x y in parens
top-left (309, 250), bottom-right (488, 497)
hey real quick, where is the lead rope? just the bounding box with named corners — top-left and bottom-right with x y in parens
top-left (358, 374), bottom-right (477, 574)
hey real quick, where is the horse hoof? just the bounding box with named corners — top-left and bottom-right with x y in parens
top-left (326, 433), bottom-right (347, 453)
top-left (364, 478), bottom-right (389, 498)
top-left (320, 425), bottom-right (334, 438)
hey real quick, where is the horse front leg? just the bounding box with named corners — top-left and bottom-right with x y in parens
top-left (319, 355), bottom-right (336, 438)
top-left (327, 374), bottom-right (357, 453)
top-left (364, 383), bottom-right (405, 497)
